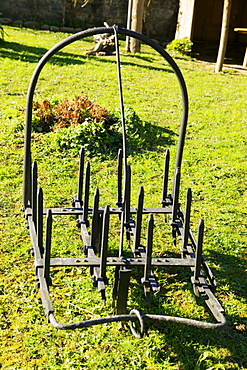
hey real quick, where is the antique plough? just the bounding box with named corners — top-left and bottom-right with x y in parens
top-left (23, 26), bottom-right (226, 338)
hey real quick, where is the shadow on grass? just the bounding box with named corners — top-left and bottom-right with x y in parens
top-left (0, 40), bottom-right (87, 65)
top-left (87, 54), bottom-right (174, 74)
top-left (124, 124), bottom-right (177, 157)
top-left (208, 250), bottom-right (247, 303)
top-left (105, 125), bottom-right (175, 158)
top-left (0, 40), bottom-right (175, 74)
top-left (122, 248), bottom-right (247, 368)
top-left (151, 320), bottom-right (247, 369)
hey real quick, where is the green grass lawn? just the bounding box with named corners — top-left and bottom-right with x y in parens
top-left (0, 26), bottom-right (247, 369)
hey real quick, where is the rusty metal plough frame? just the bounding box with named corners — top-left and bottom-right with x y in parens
top-left (23, 26), bottom-right (226, 338)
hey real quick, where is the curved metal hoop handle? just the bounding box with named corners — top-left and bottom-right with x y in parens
top-left (23, 26), bottom-right (189, 209)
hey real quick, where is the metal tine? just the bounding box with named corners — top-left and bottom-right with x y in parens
top-left (100, 205), bottom-right (110, 277)
top-left (83, 161), bottom-right (90, 226)
top-left (112, 266), bottom-right (120, 304)
top-left (32, 161), bottom-right (37, 227)
top-left (116, 148), bottom-right (123, 207)
top-left (37, 187), bottom-right (44, 256)
top-left (89, 190), bottom-right (101, 285)
top-left (172, 167), bottom-right (181, 222)
top-left (194, 219), bottom-right (204, 281)
top-left (125, 164), bottom-right (132, 251)
top-left (114, 268), bottom-right (132, 315)
top-left (192, 219), bottom-right (204, 300)
top-left (142, 213), bottom-right (154, 305)
top-left (124, 164), bottom-right (131, 225)
top-left (182, 188), bottom-right (192, 256)
top-left (91, 187), bottom-right (99, 253)
top-left (161, 149), bottom-right (170, 207)
top-left (134, 186), bottom-right (144, 254)
top-left (44, 209), bottom-right (52, 288)
top-left (119, 164), bottom-right (131, 257)
top-left (144, 214), bottom-right (154, 282)
top-left (77, 147), bottom-right (84, 205)
top-left (119, 210), bottom-right (125, 258)
top-left (171, 167), bottom-right (180, 245)
top-left (98, 205), bottom-right (110, 303)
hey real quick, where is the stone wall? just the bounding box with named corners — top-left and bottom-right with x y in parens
top-left (0, 0), bottom-right (179, 42)
top-left (146, 0), bottom-right (179, 41)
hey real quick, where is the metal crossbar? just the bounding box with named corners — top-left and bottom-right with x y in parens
top-left (23, 26), bottom-right (226, 338)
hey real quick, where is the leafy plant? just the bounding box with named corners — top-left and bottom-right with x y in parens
top-left (121, 107), bottom-right (154, 151)
top-left (166, 37), bottom-right (193, 55)
top-left (56, 120), bottom-right (114, 156)
top-left (32, 99), bottom-right (55, 132)
top-left (31, 96), bottom-right (157, 156)
top-left (32, 95), bottom-right (113, 132)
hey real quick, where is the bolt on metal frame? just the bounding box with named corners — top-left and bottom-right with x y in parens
top-left (23, 26), bottom-right (226, 338)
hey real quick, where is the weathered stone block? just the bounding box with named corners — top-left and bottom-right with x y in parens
top-left (13, 20), bottom-right (23, 26)
top-left (60, 27), bottom-right (75, 33)
top-left (0, 17), bottom-right (12, 25)
top-left (23, 21), bottom-right (40, 29)
top-left (50, 26), bottom-right (60, 32)
top-left (40, 24), bottom-right (50, 30)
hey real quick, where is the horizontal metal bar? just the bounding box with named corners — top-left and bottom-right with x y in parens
top-left (35, 256), bottom-right (196, 268)
top-left (35, 206), bottom-right (172, 216)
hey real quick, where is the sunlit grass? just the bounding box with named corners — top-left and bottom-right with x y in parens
top-left (0, 26), bottom-right (247, 369)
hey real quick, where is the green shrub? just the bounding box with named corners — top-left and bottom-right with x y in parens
top-left (166, 37), bottom-right (193, 55)
top-left (56, 107), bottom-right (156, 157)
top-left (31, 96), bottom-right (157, 157)
top-left (121, 107), bottom-right (152, 150)
top-left (56, 120), bottom-right (115, 156)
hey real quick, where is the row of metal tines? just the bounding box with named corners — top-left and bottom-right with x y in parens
top-left (26, 147), bottom-right (212, 310)
top-left (70, 147), bottom-right (209, 306)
